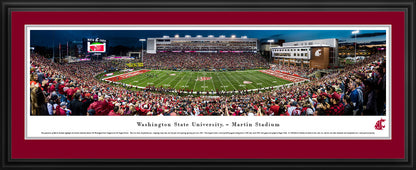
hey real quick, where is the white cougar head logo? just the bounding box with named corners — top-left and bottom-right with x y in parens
top-left (315, 49), bottom-right (322, 57)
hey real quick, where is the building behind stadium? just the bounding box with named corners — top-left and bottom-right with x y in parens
top-left (146, 35), bottom-right (257, 53)
top-left (270, 38), bottom-right (339, 69)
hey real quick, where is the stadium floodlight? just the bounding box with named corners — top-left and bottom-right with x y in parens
top-left (352, 30), bottom-right (359, 59)
top-left (219, 35), bottom-right (225, 38)
top-left (196, 35), bottom-right (202, 38)
top-left (267, 40), bottom-right (275, 62)
top-left (241, 36), bottom-right (247, 39)
top-left (139, 39), bottom-right (146, 62)
top-left (208, 35), bottom-right (214, 38)
top-left (185, 35), bottom-right (191, 38)
top-left (175, 34), bottom-right (179, 38)
top-left (231, 35), bottom-right (236, 38)
top-left (163, 35), bottom-right (169, 38)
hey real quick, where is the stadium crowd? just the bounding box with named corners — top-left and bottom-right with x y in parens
top-left (30, 53), bottom-right (386, 116)
top-left (104, 59), bottom-right (142, 71)
top-left (143, 52), bottom-right (269, 70)
top-left (270, 64), bottom-right (317, 77)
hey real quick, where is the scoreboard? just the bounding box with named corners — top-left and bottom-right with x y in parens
top-left (87, 38), bottom-right (107, 53)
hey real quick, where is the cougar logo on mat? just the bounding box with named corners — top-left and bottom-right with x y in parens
top-left (196, 77), bottom-right (212, 81)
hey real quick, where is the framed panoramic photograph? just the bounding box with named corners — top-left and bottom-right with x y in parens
top-left (1, 0), bottom-right (414, 169)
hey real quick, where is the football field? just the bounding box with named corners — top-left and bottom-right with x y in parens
top-left (111, 70), bottom-right (293, 92)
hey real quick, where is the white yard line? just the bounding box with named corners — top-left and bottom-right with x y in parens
top-left (203, 72), bottom-right (206, 90)
top-left (246, 71), bottom-right (273, 85)
top-left (165, 71), bottom-right (184, 89)
top-left (173, 71), bottom-right (189, 89)
top-left (209, 72), bottom-right (216, 91)
top-left (215, 72), bottom-right (227, 91)
top-left (192, 72), bottom-right (199, 92)
top-left (157, 71), bottom-right (178, 88)
top-left (137, 71), bottom-right (162, 87)
top-left (219, 71), bottom-right (238, 91)
top-left (234, 71), bottom-right (263, 89)
top-left (182, 71), bottom-right (193, 90)
top-left (225, 71), bottom-right (243, 91)
top-left (147, 71), bottom-right (171, 87)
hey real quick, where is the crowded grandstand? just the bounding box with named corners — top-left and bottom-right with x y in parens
top-left (143, 52), bottom-right (268, 70)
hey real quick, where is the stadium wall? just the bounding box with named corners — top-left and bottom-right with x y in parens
top-left (310, 47), bottom-right (330, 69)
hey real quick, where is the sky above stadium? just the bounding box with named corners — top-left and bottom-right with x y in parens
top-left (30, 29), bottom-right (386, 48)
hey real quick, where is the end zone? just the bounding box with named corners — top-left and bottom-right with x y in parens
top-left (103, 69), bottom-right (150, 82)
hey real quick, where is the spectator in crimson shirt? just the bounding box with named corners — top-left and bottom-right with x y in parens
top-left (87, 100), bottom-right (100, 115)
top-left (95, 100), bottom-right (109, 115)
top-left (58, 82), bottom-right (65, 95)
top-left (56, 102), bottom-right (70, 115)
top-left (327, 92), bottom-right (344, 115)
top-left (66, 86), bottom-right (76, 101)
top-left (57, 82), bottom-right (67, 103)
top-left (95, 96), bottom-right (114, 115)
top-left (269, 100), bottom-right (280, 116)
top-left (48, 83), bottom-right (55, 93)
top-left (108, 106), bottom-right (121, 116)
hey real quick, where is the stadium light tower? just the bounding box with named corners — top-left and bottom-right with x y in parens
top-left (352, 30), bottom-right (359, 59)
top-left (267, 39), bottom-right (274, 61)
top-left (139, 39), bottom-right (146, 62)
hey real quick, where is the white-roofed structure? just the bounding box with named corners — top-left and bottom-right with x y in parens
top-left (146, 35), bottom-right (258, 54)
top-left (270, 38), bottom-right (339, 69)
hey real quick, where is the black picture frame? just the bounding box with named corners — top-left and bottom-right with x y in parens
top-left (1, 0), bottom-right (414, 169)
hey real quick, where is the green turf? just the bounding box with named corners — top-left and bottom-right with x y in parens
top-left (115, 70), bottom-right (293, 92)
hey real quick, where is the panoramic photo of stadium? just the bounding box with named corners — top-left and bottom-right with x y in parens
top-left (29, 28), bottom-right (387, 116)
